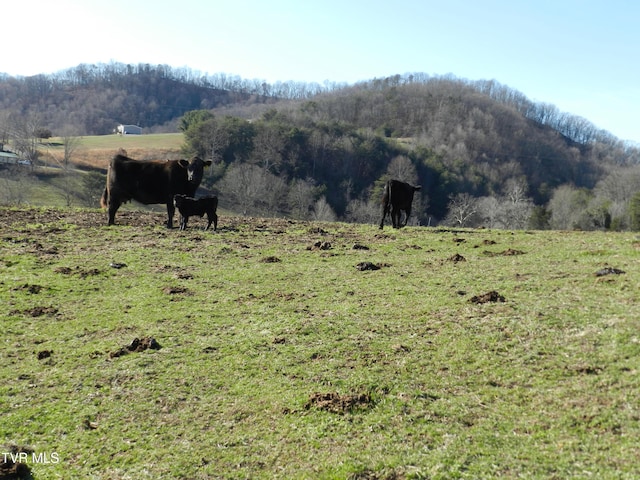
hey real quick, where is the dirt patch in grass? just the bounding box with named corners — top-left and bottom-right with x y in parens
top-left (448, 253), bottom-right (466, 263)
top-left (356, 262), bottom-right (381, 271)
top-left (469, 290), bottom-right (505, 304)
top-left (37, 350), bottom-right (53, 360)
top-left (308, 241), bottom-right (332, 251)
top-left (162, 286), bottom-right (191, 296)
top-left (305, 392), bottom-right (374, 414)
top-left (10, 306), bottom-right (59, 318)
top-left (109, 337), bottom-right (162, 358)
top-left (11, 284), bottom-right (43, 294)
top-left (482, 249), bottom-right (526, 256)
top-left (54, 266), bottom-right (101, 278)
top-left (0, 444), bottom-right (33, 479)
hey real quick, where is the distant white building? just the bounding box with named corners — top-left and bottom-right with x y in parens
top-left (116, 124), bottom-right (142, 135)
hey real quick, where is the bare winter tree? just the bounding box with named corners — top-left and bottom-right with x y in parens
top-left (500, 177), bottom-right (534, 229)
top-left (386, 155), bottom-right (418, 184)
top-left (312, 196), bottom-right (337, 222)
top-left (0, 165), bottom-right (31, 205)
top-left (548, 185), bottom-right (591, 230)
top-left (445, 193), bottom-right (479, 227)
top-left (217, 163), bottom-right (261, 215)
top-left (10, 114), bottom-right (42, 166)
top-left (345, 197), bottom-right (380, 224)
top-left (58, 130), bottom-right (82, 206)
top-left (288, 178), bottom-right (317, 220)
top-left (593, 166), bottom-right (640, 228)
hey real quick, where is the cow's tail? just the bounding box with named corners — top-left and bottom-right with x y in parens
top-left (100, 161), bottom-right (113, 209)
top-left (100, 188), bottom-right (108, 209)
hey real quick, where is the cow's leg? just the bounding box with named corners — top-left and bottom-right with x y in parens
top-left (391, 206), bottom-right (400, 228)
top-left (180, 215), bottom-right (188, 231)
top-left (107, 199), bottom-right (121, 226)
top-left (166, 201), bottom-right (176, 229)
top-left (403, 207), bottom-right (412, 227)
top-left (379, 204), bottom-right (389, 229)
top-left (206, 211), bottom-right (218, 231)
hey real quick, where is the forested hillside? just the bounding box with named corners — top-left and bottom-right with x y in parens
top-left (1, 63), bottom-right (639, 229)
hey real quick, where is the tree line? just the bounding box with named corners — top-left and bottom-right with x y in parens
top-left (1, 63), bottom-right (640, 229)
top-left (178, 75), bottom-right (640, 230)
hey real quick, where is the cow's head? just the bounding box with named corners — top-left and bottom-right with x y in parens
top-left (186, 156), bottom-right (212, 186)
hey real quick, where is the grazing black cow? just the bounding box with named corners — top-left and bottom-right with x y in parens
top-left (100, 154), bottom-right (211, 227)
top-left (173, 194), bottom-right (218, 231)
top-left (379, 179), bottom-right (422, 229)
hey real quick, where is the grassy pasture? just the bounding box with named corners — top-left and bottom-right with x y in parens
top-left (2, 207), bottom-right (640, 479)
top-left (41, 133), bottom-right (184, 169)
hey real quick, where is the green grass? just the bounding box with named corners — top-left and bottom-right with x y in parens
top-left (2, 208), bottom-right (640, 479)
top-left (47, 133), bottom-right (184, 151)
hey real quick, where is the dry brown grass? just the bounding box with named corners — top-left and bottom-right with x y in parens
top-left (39, 133), bottom-right (184, 170)
top-left (70, 147), bottom-right (183, 170)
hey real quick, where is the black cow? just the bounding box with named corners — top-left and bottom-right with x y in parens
top-left (100, 154), bottom-right (211, 227)
top-left (379, 179), bottom-right (422, 229)
top-left (174, 194), bottom-right (218, 231)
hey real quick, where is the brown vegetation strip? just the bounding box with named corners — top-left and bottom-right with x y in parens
top-left (305, 392), bottom-right (373, 414)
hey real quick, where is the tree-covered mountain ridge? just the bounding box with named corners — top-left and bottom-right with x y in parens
top-left (2, 62), bottom-right (640, 229)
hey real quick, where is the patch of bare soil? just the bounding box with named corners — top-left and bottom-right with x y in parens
top-left (305, 392), bottom-right (373, 414)
top-left (37, 350), bottom-right (53, 360)
top-left (356, 262), bottom-right (381, 271)
top-left (9, 306), bottom-right (59, 318)
top-left (109, 337), bottom-right (162, 358)
top-left (54, 266), bottom-right (101, 278)
top-left (162, 286), bottom-right (191, 297)
top-left (482, 249), bottom-right (525, 256)
top-left (307, 240), bottom-right (332, 251)
top-left (469, 291), bottom-right (505, 304)
top-left (11, 284), bottom-right (43, 294)
top-left (0, 445), bottom-right (33, 480)
top-left (448, 253), bottom-right (466, 263)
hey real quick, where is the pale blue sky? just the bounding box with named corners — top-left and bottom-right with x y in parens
top-left (5, 0), bottom-right (639, 143)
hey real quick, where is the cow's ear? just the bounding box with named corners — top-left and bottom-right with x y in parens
top-left (204, 160), bottom-right (212, 166)
top-left (177, 159), bottom-right (189, 168)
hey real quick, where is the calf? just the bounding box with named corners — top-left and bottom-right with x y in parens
top-left (379, 179), bottom-right (421, 229)
top-left (173, 194), bottom-right (218, 231)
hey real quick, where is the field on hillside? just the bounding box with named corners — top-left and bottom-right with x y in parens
top-left (2, 207), bottom-right (640, 479)
top-left (41, 133), bottom-right (184, 170)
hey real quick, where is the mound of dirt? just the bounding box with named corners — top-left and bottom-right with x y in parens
top-left (12, 284), bottom-right (43, 294)
top-left (261, 256), bottom-right (282, 263)
top-left (356, 262), bottom-right (380, 271)
top-left (469, 291), bottom-right (505, 304)
top-left (305, 392), bottom-right (373, 414)
top-left (110, 337), bottom-right (161, 358)
top-left (37, 350), bottom-right (53, 360)
top-left (308, 241), bottom-right (332, 251)
top-left (483, 249), bottom-right (525, 257)
top-left (12, 306), bottom-right (59, 318)
top-left (448, 253), bottom-right (466, 263)
top-left (0, 445), bottom-right (33, 479)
